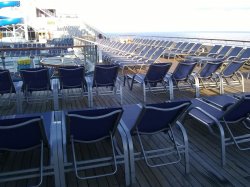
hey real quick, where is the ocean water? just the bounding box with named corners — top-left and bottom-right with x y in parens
top-left (115, 31), bottom-right (250, 42)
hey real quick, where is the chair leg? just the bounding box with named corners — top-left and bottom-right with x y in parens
top-left (136, 126), bottom-right (182, 168)
top-left (31, 142), bottom-right (44, 187)
top-left (176, 121), bottom-right (189, 174)
top-left (70, 134), bottom-right (118, 180)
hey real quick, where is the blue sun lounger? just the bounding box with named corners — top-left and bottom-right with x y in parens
top-left (120, 100), bottom-right (191, 184)
top-left (0, 112), bottom-right (58, 186)
top-left (62, 107), bottom-right (131, 186)
top-left (188, 94), bottom-right (250, 166)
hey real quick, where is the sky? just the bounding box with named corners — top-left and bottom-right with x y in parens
top-left (23, 0), bottom-right (250, 33)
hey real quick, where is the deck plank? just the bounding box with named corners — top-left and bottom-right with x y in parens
top-left (0, 67), bottom-right (250, 186)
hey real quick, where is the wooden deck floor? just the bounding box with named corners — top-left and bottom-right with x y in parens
top-left (0, 64), bottom-right (250, 187)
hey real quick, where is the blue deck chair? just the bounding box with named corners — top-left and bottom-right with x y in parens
top-left (165, 61), bottom-right (198, 99)
top-left (87, 64), bottom-right (122, 107)
top-left (181, 43), bottom-right (202, 56)
top-left (127, 63), bottom-right (172, 103)
top-left (0, 69), bottom-right (23, 113)
top-left (63, 107), bottom-right (131, 185)
top-left (193, 45), bottom-right (231, 65)
top-left (192, 60), bottom-right (224, 97)
top-left (58, 66), bottom-right (89, 106)
top-left (164, 42), bottom-right (189, 59)
top-left (20, 67), bottom-right (53, 104)
top-left (188, 95), bottom-right (250, 166)
top-left (119, 47), bottom-right (167, 85)
top-left (163, 41), bottom-right (183, 58)
top-left (121, 101), bottom-right (191, 184)
top-left (215, 60), bottom-right (245, 94)
top-left (168, 43), bottom-right (196, 59)
top-left (0, 112), bottom-right (57, 186)
top-left (186, 44), bottom-right (222, 61)
top-left (237, 48), bottom-right (250, 61)
top-left (0, 69), bottom-right (16, 104)
top-left (221, 47), bottom-right (243, 61)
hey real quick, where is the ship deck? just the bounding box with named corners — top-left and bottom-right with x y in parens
top-left (0, 62), bottom-right (250, 187)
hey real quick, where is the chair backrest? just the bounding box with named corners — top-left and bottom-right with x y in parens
top-left (182, 43), bottom-right (195, 52)
top-left (145, 63), bottom-right (172, 83)
top-left (172, 61), bottom-right (197, 81)
top-left (177, 42), bottom-right (189, 51)
top-left (221, 60), bottom-right (245, 77)
top-left (58, 66), bottom-right (85, 89)
top-left (199, 61), bottom-right (223, 79)
top-left (138, 46), bottom-right (151, 57)
top-left (0, 69), bottom-right (16, 94)
top-left (20, 68), bottom-right (51, 92)
top-left (223, 95), bottom-right (250, 122)
top-left (217, 46), bottom-right (231, 56)
top-left (0, 116), bottom-right (48, 151)
top-left (66, 107), bottom-right (123, 142)
top-left (143, 47), bottom-right (158, 59)
top-left (149, 47), bottom-right (166, 61)
top-left (226, 47), bottom-right (243, 58)
top-left (132, 101), bottom-right (191, 134)
top-left (208, 45), bottom-right (222, 54)
top-left (238, 48), bottom-right (250, 60)
top-left (189, 43), bottom-right (202, 54)
top-left (93, 64), bottom-right (119, 87)
top-left (173, 42), bottom-right (183, 50)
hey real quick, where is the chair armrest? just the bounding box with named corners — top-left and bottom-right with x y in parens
top-left (207, 53), bottom-right (218, 57)
top-left (85, 76), bottom-right (93, 87)
top-left (14, 81), bottom-right (23, 92)
top-left (227, 56), bottom-right (237, 61)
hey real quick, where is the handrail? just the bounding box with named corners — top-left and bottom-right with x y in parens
top-left (115, 34), bottom-right (250, 43)
top-left (0, 45), bottom-right (88, 51)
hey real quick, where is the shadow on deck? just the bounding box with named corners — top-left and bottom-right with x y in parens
top-left (0, 71), bottom-right (250, 187)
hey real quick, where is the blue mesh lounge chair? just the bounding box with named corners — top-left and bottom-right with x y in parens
top-left (167, 43), bottom-right (196, 59)
top-left (0, 69), bottom-right (23, 113)
top-left (186, 44), bottom-right (222, 61)
top-left (188, 94), bottom-right (250, 166)
top-left (0, 69), bottom-right (16, 104)
top-left (62, 107), bottom-right (131, 186)
top-left (165, 61), bottom-right (198, 99)
top-left (237, 48), bottom-right (250, 61)
top-left (20, 67), bottom-right (54, 104)
top-left (127, 63), bottom-right (172, 103)
top-left (164, 42), bottom-right (189, 59)
top-left (191, 60), bottom-right (224, 97)
top-left (196, 45), bottom-right (231, 64)
top-left (86, 64), bottom-right (122, 107)
top-left (58, 66), bottom-right (89, 106)
top-left (221, 46), bottom-right (243, 61)
top-left (173, 43), bottom-right (203, 60)
top-left (0, 112), bottom-right (58, 186)
top-left (121, 101), bottom-right (191, 184)
top-left (215, 60), bottom-right (245, 94)
top-left (117, 47), bottom-right (167, 86)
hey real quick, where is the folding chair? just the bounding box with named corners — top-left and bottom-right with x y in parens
top-left (62, 107), bottom-right (131, 185)
top-left (0, 69), bottom-right (16, 104)
top-left (165, 61), bottom-right (198, 99)
top-left (121, 101), bottom-right (191, 184)
top-left (0, 69), bottom-right (23, 113)
top-left (0, 112), bottom-right (58, 186)
top-left (20, 67), bottom-right (54, 104)
top-left (58, 66), bottom-right (89, 107)
top-left (127, 63), bottom-right (172, 103)
top-left (192, 60), bottom-right (224, 97)
top-left (188, 95), bottom-right (250, 166)
top-left (87, 64), bottom-right (122, 107)
top-left (215, 60), bottom-right (245, 94)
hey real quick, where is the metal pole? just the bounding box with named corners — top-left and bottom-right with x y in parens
top-left (1, 56), bottom-right (6, 69)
